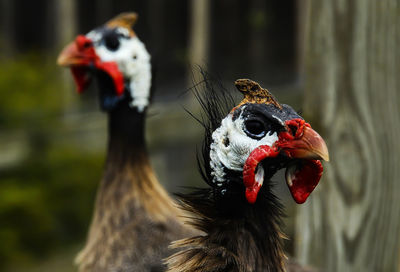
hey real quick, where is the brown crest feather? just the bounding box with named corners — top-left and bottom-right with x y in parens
top-left (106, 12), bottom-right (138, 36)
top-left (234, 79), bottom-right (282, 110)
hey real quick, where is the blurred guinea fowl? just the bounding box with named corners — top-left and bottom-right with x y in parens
top-left (57, 12), bottom-right (192, 272)
top-left (166, 78), bottom-right (329, 272)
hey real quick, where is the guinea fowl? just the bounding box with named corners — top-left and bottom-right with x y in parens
top-left (166, 79), bottom-right (329, 272)
top-left (57, 13), bottom-right (191, 272)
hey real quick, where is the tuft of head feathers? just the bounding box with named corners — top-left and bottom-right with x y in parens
top-left (234, 78), bottom-right (282, 110)
top-left (106, 12), bottom-right (138, 36)
top-left (187, 70), bottom-right (236, 188)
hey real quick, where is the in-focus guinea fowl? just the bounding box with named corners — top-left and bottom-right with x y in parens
top-left (166, 78), bottom-right (329, 272)
top-left (57, 13), bottom-right (192, 272)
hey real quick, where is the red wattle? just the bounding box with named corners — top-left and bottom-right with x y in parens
top-left (71, 67), bottom-right (92, 93)
top-left (288, 160), bottom-right (323, 204)
top-left (245, 185), bottom-right (261, 204)
top-left (242, 145), bottom-right (279, 204)
top-left (94, 61), bottom-right (125, 96)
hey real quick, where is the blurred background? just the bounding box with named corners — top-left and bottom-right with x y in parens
top-left (1, 0), bottom-right (399, 271)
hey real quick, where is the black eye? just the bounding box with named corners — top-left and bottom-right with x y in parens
top-left (244, 119), bottom-right (266, 139)
top-left (104, 32), bottom-right (120, 51)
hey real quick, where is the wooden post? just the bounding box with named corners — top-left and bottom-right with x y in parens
top-left (54, 0), bottom-right (78, 114)
top-left (188, 0), bottom-right (210, 84)
top-left (54, 0), bottom-right (77, 49)
top-left (295, 1), bottom-right (400, 271)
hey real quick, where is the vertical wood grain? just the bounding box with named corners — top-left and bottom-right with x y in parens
top-left (295, 0), bottom-right (400, 271)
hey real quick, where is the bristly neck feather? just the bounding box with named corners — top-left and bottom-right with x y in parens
top-left (167, 182), bottom-right (286, 272)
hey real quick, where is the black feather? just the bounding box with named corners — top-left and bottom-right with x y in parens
top-left (187, 69), bottom-right (236, 188)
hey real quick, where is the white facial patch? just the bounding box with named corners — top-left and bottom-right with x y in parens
top-left (88, 28), bottom-right (152, 112)
top-left (209, 107), bottom-right (279, 185)
top-left (87, 30), bottom-right (102, 43)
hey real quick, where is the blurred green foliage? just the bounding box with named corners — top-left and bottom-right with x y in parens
top-left (0, 55), bottom-right (64, 128)
top-left (0, 56), bottom-right (103, 268)
top-left (0, 148), bottom-right (102, 265)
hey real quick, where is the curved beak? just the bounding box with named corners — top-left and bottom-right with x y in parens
top-left (57, 35), bottom-right (98, 93)
top-left (280, 126), bottom-right (329, 161)
top-left (58, 41), bottom-right (82, 66)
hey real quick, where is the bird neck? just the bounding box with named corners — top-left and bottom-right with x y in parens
top-left (94, 100), bottom-right (179, 222)
top-left (106, 102), bottom-right (147, 168)
top-left (76, 93), bottom-right (182, 269)
top-left (167, 186), bottom-right (286, 272)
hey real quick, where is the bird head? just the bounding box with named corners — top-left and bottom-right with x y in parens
top-left (209, 79), bottom-right (329, 204)
top-left (57, 12), bottom-right (151, 112)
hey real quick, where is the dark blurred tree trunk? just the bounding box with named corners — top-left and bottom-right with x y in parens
top-left (295, 0), bottom-right (308, 80)
top-left (145, 0), bottom-right (165, 54)
top-left (0, 0), bottom-right (15, 56)
top-left (248, 0), bottom-right (267, 76)
top-left (96, 0), bottom-right (113, 25)
top-left (296, 1), bottom-right (400, 271)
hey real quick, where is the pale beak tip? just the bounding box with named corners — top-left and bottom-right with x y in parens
top-left (320, 141), bottom-right (330, 162)
top-left (56, 56), bottom-right (65, 66)
top-left (295, 126), bottom-right (330, 162)
top-left (57, 41), bottom-right (80, 67)
top-left (57, 49), bottom-right (72, 67)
